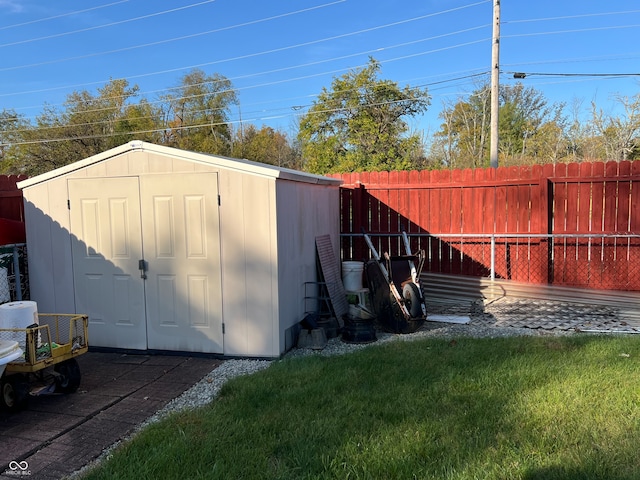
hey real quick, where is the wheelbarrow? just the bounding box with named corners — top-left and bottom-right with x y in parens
top-left (0, 313), bottom-right (89, 411)
top-left (363, 230), bottom-right (427, 334)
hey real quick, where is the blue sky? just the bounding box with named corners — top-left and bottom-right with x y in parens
top-left (1, 0), bottom-right (639, 139)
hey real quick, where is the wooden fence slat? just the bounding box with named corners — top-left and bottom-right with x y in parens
top-left (572, 162), bottom-right (593, 287)
top-left (600, 162), bottom-right (620, 288)
top-left (389, 171), bottom-right (401, 256)
top-left (397, 170), bottom-right (410, 232)
top-left (587, 163), bottom-right (606, 288)
top-left (551, 164), bottom-right (568, 285)
top-left (0, 175), bottom-right (26, 222)
top-left (417, 170), bottom-right (431, 257)
top-left (407, 170), bottom-right (420, 239)
top-left (528, 165), bottom-right (547, 284)
top-left (447, 169), bottom-right (462, 274)
top-left (559, 164), bottom-right (580, 286)
top-left (616, 162), bottom-right (632, 288)
top-left (626, 162), bottom-right (640, 290)
top-left (631, 162), bottom-right (640, 233)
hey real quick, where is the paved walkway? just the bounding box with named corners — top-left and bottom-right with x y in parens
top-left (0, 352), bottom-right (220, 480)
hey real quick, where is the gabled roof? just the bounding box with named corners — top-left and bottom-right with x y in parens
top-left (17, 140), bottom-right (342, 188)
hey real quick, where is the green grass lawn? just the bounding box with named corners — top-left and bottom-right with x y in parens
top-left (81, 334), bottom-right (640, 480)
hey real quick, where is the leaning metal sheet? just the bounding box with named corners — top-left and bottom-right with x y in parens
top-left (315, 235), bottom-right (349, 322)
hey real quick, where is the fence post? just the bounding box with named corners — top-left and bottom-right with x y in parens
top-left (490, 235), bottom-right (496, 281)
top-left (352, 182), bottom-right (367, 260)
top-left (13, 245), bottom-right (21, 301)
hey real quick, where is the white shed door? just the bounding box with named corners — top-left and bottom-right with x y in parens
top-left (140, 173), bottom-right (223, 353)
top-left (68, 174), bottom-right (223, 353)
top-left (69, 177), bottom-right (147, 349)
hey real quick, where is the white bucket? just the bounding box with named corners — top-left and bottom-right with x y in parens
top-left (0, 301), bottom-right (38, 354)
top-left (342, 261), bottom-right (364, 291)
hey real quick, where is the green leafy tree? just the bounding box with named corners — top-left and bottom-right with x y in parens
top-left (434, 85), bottom-right (491, 168)
top-left (16, 79), bottom-right (141, 175)
top-left (232, 125), bottom-right (300, 168)
top-left (298, 58), bottom-right (430, 174)
top-left (63, 78), bottom-right (140, 154)
top-left (160, 69), bottom-right (238, 155)
top-left (498, 83), bottom-right (566, 162)
top-left (590, 94), bottom-right (640, 161)
top-left (434, 82), bottom-right (568, 167)
top-left (114, 98), bottom-right (163, 145)
top-left (0, 109), bottom-right (29, 173)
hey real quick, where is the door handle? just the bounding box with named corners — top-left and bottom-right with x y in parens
top-left (138, 259), bottom-right (148, 279)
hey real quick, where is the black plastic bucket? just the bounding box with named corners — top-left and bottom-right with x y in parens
top-left (341, 317), bottom-right (377, 344)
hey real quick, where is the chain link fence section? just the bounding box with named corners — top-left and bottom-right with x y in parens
top-left (418, 234), bottom-right (640, 333)
top-left (411, 233), bottom-right (640, 292)
top-left (0, 244), bottom-right (29, 304)
top-left (355, 233), bottom-right (640, 333)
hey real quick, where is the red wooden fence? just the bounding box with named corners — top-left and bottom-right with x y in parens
top-left (329, 160), bottom-right (640, 292)
top-left (0, 175), bottom-right (27, 245)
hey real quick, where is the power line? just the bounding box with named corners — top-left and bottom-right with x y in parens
top-left (502, 51), bottom-right (640, 69)
top-left (0, 1), bottom-right (130, 31)
top-left (504, 9), bottom-right (640, 25)
top-left (507, 71), bottom-right (640, 78)
top-left (2, 94), bottom-right (437, 148)
top-left (15, 65), bottom-right (621, 148)
top-left (1, 0), bottom-right (486, 88)
top-left (0, 0), bottom-right (348, 74)
top-left (5, 0), bottom-right (638, 148)
top-left (0, 0), bottom-right (492, 140)
top-left (3, 30), bottom-right (489, 125)
top-left (1, 11), bottom-right (491, 114)
top-left (0, 71), bottom-right (488, 141)
top-left (2, 2), bottom-right (637, 99)
top-left (504, 23), bottom-right (640, 40)
top-left (0, 0), bottom-right (219, 48)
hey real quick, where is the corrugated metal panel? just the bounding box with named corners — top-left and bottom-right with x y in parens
top-left (421, 272), bottom-right (640, 326)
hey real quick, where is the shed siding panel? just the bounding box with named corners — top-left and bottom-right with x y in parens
top-left (217, 170), bottom-right (278, 357)
top-left (23, 185), bottom-right (56, 311)
top-left (276, 181), bottom-right (341, 351)
top-left (217, 170), bottom-right (249, 355)
top-left (23, 179), bottom-right (76, 313)
top-left (84, 161), bottom-right (108, 178)
top-left (243, 174), bottom-right (278, 357)
top-left (127, 151), bottom-right (150, 174)
top-left (48, 176), bottom-right (76, 313)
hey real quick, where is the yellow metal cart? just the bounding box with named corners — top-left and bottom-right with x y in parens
top-left (0, 314), bottom-right (89, 411)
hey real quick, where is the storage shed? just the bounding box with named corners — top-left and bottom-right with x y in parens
top-left (17, 141), bottom-right (342, 358)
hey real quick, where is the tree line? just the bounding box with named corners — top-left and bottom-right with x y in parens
top-left (1, 58), bottom-right (638, 176)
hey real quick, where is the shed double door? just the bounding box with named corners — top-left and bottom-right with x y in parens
top-left (68, 173), bottom-right (223, 353)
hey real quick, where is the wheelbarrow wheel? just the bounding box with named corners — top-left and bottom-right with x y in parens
top-left (402, 283), bottom-right (423, 318)
top-left (1, 374), bottom-right (29, 412)
top-left (54, 358), bottom-right (81, 393)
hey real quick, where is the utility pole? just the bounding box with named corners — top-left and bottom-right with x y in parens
top-left (490, 0), bottom-right (500, 168)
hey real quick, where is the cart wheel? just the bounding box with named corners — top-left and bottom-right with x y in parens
top-left (54, 358), bottom-right (81, 393)
top-left (1, 375), bottom-right (29, 412)
top-left (403, 283), bottom-right (423, 318)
